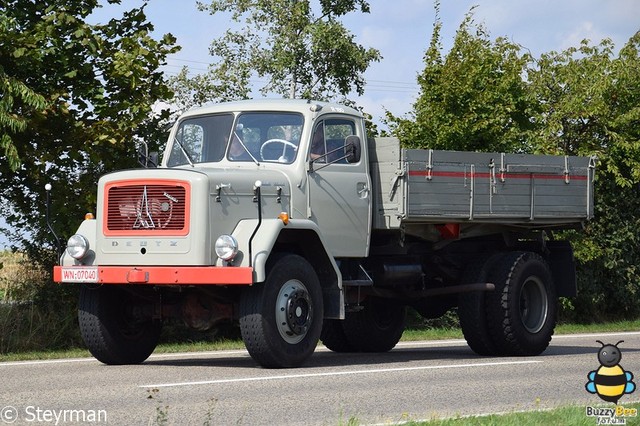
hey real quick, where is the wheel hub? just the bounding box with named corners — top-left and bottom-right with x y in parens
top-left (276, 281), bottom-right (312, 344)
top-left (520, 276), bottom-right (548, 334)
top-left (286, 289), bottom-right (311, 335)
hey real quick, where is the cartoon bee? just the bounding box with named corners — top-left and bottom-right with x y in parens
top-left (586, 340), bottom-right (636, 404)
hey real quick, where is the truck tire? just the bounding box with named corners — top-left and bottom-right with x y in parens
top-left (320, 319), bottom-right (355, 353)
top-left (78, 285), bottom-right (161, 365)
top-left (341, 297), bottom-right (406, 352)
top-left (484, 251), bottom-right (557, 356)
top-left (239, 254), bottom-right (323, 368)
top-left (458, 254), bottom-right (502, 356)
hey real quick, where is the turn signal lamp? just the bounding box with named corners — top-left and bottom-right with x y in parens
top-left (278, 212), bottom-right (290, 225)
top-left (85, 213), bottom-right (95, 220)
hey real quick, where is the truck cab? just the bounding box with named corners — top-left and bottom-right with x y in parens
top-left (55, 100), bottom-right (372, 367)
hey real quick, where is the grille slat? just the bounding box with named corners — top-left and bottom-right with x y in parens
top-left (105, 183), bottom-right (188, 235)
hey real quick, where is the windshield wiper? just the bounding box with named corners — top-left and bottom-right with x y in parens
top-left (233, 129), bottom-right (260, 166)
top-left (173, 136), bottom-right (195, 167)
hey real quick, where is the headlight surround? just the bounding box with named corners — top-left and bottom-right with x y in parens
top-left (66, 234), bottom-right (90, 260)
top-left (215, 234), bottom-right (238, 261)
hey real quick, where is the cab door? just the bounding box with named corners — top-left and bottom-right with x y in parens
top-left (307, 118), bottom-right (371, 257)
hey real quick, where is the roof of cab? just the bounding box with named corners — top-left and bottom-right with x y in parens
top-left (178, 98), bottom-right (363, 119)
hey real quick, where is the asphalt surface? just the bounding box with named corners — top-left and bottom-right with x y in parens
top-left (1, 331), bottom-right (640, 425)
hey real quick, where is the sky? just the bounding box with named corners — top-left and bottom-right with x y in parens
top-left (1, 0), bottom-right (638, 249)
top-left (135, 0), bottom-right (639, 122)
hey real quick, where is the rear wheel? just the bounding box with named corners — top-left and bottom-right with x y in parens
top-left (320, 319), bottom-right (355, 353)
top-left (458, 255), bottom-right (501, 356)
top-left (78, 285), bottom-right (161, 365)
top-left (341, 297), bottom-right (406, 352)
top-left (239, 254), bottom-right (323, 368)
top-left (484, 252), bottom-right (557, 356)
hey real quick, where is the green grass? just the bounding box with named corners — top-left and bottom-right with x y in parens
top-left (404, 402), bottom-right (640, 425)
top-left (402, 327), bottom-right (464, 341)
top-left (556, 320), bottom-right (640, 335)
top-left (396, 319), bottom-right (640, 342)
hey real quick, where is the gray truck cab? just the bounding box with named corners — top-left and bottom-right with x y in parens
top-left (162, 99), bottom-right (371, 262)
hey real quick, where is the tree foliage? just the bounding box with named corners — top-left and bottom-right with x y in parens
top-left (386, 7), bottom-right (535, 153)
top-left (391, 5), bottom-right (640, 321)
top-left (170, 0), bottom-right (381, 106)
top-left (528, 34), bottom-right (640, 321)
top-left (0, 0), bottom-right (178, 263)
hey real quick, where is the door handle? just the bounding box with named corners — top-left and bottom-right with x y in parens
top-left (357, 182), bottom-right (369, 199)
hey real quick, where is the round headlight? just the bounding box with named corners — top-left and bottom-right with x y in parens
top-left (215, 234), bottom-right (238, 261)
top-left (66, 234), bottom-right (89, 260)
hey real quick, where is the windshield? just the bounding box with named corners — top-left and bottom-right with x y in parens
top-left (228, 112), bottom-right (303, 164)
top-left (167, 112), bottom-right (304, 166)
top-left (167, 113), bottom-right (234, 167)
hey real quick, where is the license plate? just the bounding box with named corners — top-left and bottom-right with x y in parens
top-left (60, 267), bottom-right (98, 283)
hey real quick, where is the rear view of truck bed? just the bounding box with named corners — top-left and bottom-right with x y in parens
top-left (370, 138), bottom-right (595, 230)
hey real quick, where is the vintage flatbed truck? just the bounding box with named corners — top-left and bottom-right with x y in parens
top-left (53, 99), bottom-right (595, 368)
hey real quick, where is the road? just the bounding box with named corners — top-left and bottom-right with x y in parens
top-left (1, 332), bottom-right (640, 425)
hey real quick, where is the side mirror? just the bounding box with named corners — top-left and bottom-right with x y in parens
top-left (148, 151), bottom-right (159, 168)
top-left (345, 135), bottom-right (361, 163)
top-left (138, 145), bottom-right (159, 168)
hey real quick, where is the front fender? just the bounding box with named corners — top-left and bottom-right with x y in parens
top-left (228, 218), bottom-right (339, 282)
top-left (228, 218), bottom-right (344, 319)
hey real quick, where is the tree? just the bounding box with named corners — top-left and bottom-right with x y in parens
top-left (170, 0), bottom-right (381, 105)
top-left (386, 6), bottom-right (535, 153)
top-left (0, 1), bottom-right (178, 264)
top-left (527, 34), bottom-right (640, 321)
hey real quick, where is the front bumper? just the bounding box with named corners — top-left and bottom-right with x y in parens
top-left (53, 265), bottom-right (254, 285)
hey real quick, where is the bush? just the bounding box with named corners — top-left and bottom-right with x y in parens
top-left (0, 251), bottom-right (82, 354)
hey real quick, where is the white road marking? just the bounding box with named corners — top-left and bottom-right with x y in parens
top-left (0, 350), bottom-right (249, 367)
top-left (139, 359), bottom-right (543, 388)
top-left (0, 357), bottom-right (97, 367)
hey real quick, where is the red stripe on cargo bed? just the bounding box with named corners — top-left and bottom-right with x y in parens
top-left (408, 170), bottom-right (588, 180)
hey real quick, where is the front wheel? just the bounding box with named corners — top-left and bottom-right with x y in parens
top-left (239, 254), bottom-right (323, 368)
top-left (78, 285), bottom-right (161, 365)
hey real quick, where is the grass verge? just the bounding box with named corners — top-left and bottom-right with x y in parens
top-left (406, 402), bottom-right (640, 425)
top-left (2, 319), bottom-right (639, 363)
top-left (398, 318), bottom-right (640, 342)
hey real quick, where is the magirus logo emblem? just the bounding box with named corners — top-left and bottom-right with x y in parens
top-left (133, 186), bottom-right (179, 229)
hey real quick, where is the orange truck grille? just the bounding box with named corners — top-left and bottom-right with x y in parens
top-left (104, 180), bottom-right (190, 236)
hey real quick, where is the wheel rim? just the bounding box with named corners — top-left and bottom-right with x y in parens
top-left (117, 298), bottom-right (150, 341)
top-left (370, 298), bottom-right (397, 330)
top-left (519, 276), bottom-right (548, 333)
top-left (275, 280), bottom-right (312, 344)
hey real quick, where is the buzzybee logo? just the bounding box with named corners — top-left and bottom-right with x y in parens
top-left (585, 340), bottom-right (636, 404)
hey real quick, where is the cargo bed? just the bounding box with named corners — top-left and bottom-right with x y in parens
top-left (370, 138), bottom-right (595, 230)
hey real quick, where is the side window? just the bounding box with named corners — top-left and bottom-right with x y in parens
top-left (310, 119), bottom-right (356, 164)
top-left (310, 122), bottom-right (326, 162)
